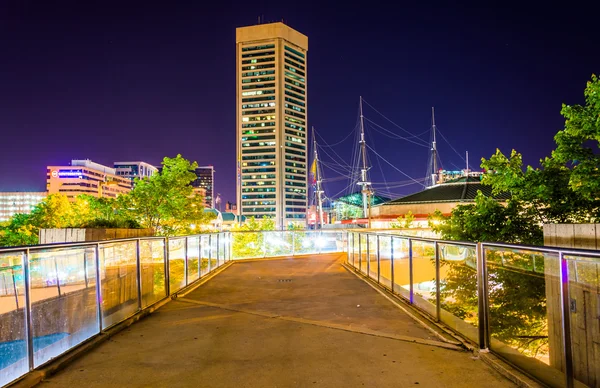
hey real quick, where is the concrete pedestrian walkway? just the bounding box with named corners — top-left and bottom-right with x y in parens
top-left (41, 254), bottom-right (515, 387)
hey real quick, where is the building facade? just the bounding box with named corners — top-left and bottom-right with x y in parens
top-left (114, 161), bottom-right (157, 184)
top-left (47, 159), bottom-right (131, 201)
top-left (191, 166), bottom-right (215, 208)
top-left (236, 22), bottom-right (308, 228)
top-left (0, 192), bottom-right (47, 222)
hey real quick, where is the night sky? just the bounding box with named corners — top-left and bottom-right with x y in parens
top-left (1, 1), bottom-right (598, 205)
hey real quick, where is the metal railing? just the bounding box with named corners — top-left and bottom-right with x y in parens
top-left (0, 230), bottom-right (346, 387)
top-left (346, 231), bottom-right (600, 388)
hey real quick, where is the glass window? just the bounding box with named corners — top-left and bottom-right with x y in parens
top-left (284, 46), bottom-right (305, 58)
top-left (242, 44), bottom-right (275, 52)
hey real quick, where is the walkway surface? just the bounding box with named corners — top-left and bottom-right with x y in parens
top-left (41, 254), bottom-right (515, 387)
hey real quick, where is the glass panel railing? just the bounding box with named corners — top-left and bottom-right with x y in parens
top-left (232, 232), bottom-right (265, 259)
top-left (0, 251), bottom-right (28, 387)
top-left (168, 238), bottom-right (186, 293)
top-left (264, 231), bottom-right (292, 257)
top-left (438, 242), bottom-right (478, 344)
top-left (391, 237), bottom-right (410, 301)
top-left (99, 241), bottom-right (138, 329)
top-left (210, 234), bottom-right (218, 270)
top-left (200, 235), bottom-right (210, 275)
top-left (411, 240), bottom-right (437, 317)
top-left (368, 235), bottom-right (378, 281)
top-left (379, 235), bottom-right (392, 289)
top-left (139, 239), bottom-right (166, 308)
top-left (294, 231), bottom-right (316, 255)
top-left (565, 254), bottom-right (599, 388)
top-left (28, 246), bottom-right (99, 367)
top-left (186, 237), bottom-right (200, 284)
top-left (359, 234), bottom-right (367, 275)
top-left (485, 246), bottom-right (565, 387)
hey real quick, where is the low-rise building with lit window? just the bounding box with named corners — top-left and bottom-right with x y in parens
top-left (46, 159), bottom-right (131, 201)
top-left (0, 192), bottom-right (47, 222)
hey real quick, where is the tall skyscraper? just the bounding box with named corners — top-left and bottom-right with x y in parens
top-left (236, 22), bottom-right (308, 228)
top-left (192, 166), bottom-right (215, 208)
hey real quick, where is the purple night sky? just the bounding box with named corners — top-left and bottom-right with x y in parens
top-left (1, 1), bottom-right (598, 205)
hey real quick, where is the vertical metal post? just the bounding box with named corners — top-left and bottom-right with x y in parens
top-left (559, 251), bottom-right (574, 388)
top-left (376, 235), bottom-right (380, 284)
top-left (262, 231), bottom-right (266, 258)
top-left (476, 242), bottom-right (489, 350)
top-left (435, 242), bottom-right (441, 322)
top-left (366, 235), bottom-right (370, 276)
top-left (217, 233), bottom-right (221, 267)
top-left (292, 230), bottom-right (296, 256)
top-left (83, 251), bottom-right (89, 288)
top-left (318, 232), bottom-right (322, 255)
top-left (229, 232), bottom-right (232, 261)
top-left (12, 269), bottom-right (19, 309)
top-left (95, 244), bottom-right (103, 332)
top-left (408, 239), bottom-right (413, 304)
top-left (199, 236), bottom-right (204, 274)
top-left (135, 239), bottom-right (142, 310)
top-left (346, 232), bottom-right (350, 263)
top-left (54, 257), bottom-right (61, 296)
top-left (358, 234), bottom-right (362, 272)
top-left (23, 249), bottom-right (34, 370)
top-left (390, 236), bottom-right (394, 293)
top-left (208, 235), bottom-right (212, 272)
top-left (164, 238), bottom-right (170, 296)
top-left (350, 233), bottom-right (354, 266)
top-left (184, 237), bottom-right (189, 285)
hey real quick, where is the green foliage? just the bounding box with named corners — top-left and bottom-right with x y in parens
top-left (231, 216), bottom-right (275, 258)
top-left (121, 155), bottom-right (215, 236)
top-left (553, 74), bottom-right (600, 200)
top-left (0, 214), bottom-right (39, 246)
top-left (431, 192), bottom-right (543, 245)
top-left (482, 149), bottom-right (600, 224)
top-left (391, 211), bottom-right (415, 229)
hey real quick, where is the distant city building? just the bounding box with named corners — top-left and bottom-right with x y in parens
top-left (46, 159), bottom-right (131, 201)
top-left (236, 22), bottom-right (308, 228)
top-left (226, 201), bottom-right (238, 216)
top-left (191, 166), bottom-right (214, 208)
top-left (0, 192), bottom-right (47, 222)
top-left (114, 161), bottom-right (157, 184)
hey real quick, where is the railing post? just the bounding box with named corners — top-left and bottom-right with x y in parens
top-left (208, 234), bottom-right (213, 272)
top-left (216, 234), bottom-right (220, 266)
top-left (83, 250), bottom-right (89, 288)
top-left (136, 239), bottom-right (142, 310)
top-left (263, 231), bottom-right (266, 258)
top-left (164, 238), bottom-right (170, 296)
top-left (229, 232), bottom-right (232, 261)
top-left (184, 237), bottom-right (189, 285)
top-left (292, 230), bottom-right (296, 256)
top-left (408, 239), bottom-right (413, 304)
top-left (95, 243), bottom-right (103, 332)
top-left (559, 251), bottom-right (574, 388)
top-left (23, 249), bottom-right (34, 370)
top-left (318, 231), bottom-right (322, 255)
top-left (366, 235), bottom-right (370, 276)
top-left (476, 242), bottom-right (489, 350)
top-left (358, 234), bottom-right (362, 272)
top-left (346, 232), bottom-right (350, 263)
top-left (377, 235), bottom-right (380, 284)
top-left (390, 236), bottom-right (394, 293)
top-left (54, 257), bottom-right (61, 296)
top-left (198, 235), bottom-right (202, 279)
top-left (435, 241), bottom-right (440, 322)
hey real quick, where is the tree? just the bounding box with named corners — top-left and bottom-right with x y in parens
top-left (0, 214), bottom-right (39, 246)
top-left (552, 74), bottom-right (600, 200)
top-left (231, 216), bottom-right (275, 258)
top-left (29, 194), bottom-right (76, 228)
top-left (122, 155), bottom-right (214, 235)
top-left (481, 149), bottom-right (600, 225)
top-left (392, 211), bottom-right (415, 229)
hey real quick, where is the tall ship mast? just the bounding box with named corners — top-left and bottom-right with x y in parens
top-left (357, 96), bottom-right (372, 226)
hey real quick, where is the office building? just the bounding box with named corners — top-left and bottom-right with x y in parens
top-left (192, 166), bottom-right (215, 208)
top-left (236, 22), bottom-right (308, 228)
top-left (47, 159), bottom-right (131, 200)
top-left (114, 161), bottom-right (157, 184)
top-left (0, 192), bottom-right (47, 222)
